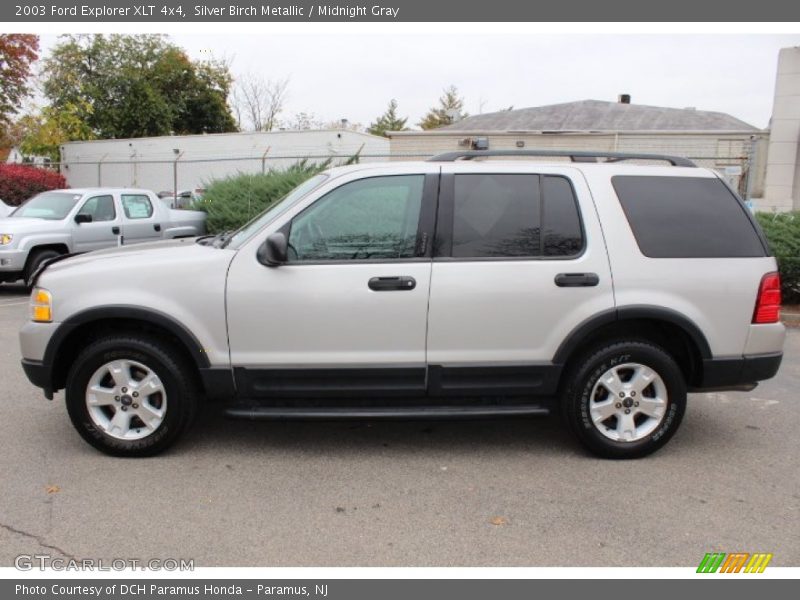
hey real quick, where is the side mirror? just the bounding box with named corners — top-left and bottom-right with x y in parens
top-left (74, 213), bottom-right (92, 224)
top-left (257, 232), bottom-right (288, 267)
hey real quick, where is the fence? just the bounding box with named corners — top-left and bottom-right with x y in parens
top-left (46, 140), bottom-right (763, 203)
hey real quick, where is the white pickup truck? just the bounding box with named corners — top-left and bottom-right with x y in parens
top-left (0, 188), bottom-right (206, 284)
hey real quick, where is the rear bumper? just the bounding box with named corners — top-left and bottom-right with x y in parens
top-left (696, 352), bottom-right (783, 391)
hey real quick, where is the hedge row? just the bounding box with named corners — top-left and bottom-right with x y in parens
top-left (195, 158), bottom-right (355, 234)
top-left (0, 164), bottom-right (67, 206)
top-left (755, 212), bottom-right (800, 304)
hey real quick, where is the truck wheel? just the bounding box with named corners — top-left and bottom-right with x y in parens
top-left (23, 248), bottom-right (61, 284)
top-left (65, 335), bottom-right (199, 457)
top-left (561, 341), bottom-right (686, 459)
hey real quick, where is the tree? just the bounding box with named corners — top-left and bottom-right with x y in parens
top-left (40, 34), bottom-right (236, 140)
top-left (18, 101), bottom-right (96, 161)
top-left (367, 99), bottom-right (408, 137)
top-left (0, 34), bottom-right (39, 130)
top-left (418, 85), bottom-right (468, 130)
top-left (286, 111), bottom-right (324, 131)
top-left (232, 74), bottom-right (290, 132)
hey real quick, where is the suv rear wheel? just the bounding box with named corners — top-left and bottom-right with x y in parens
top-left (562, 341), bottom-right (686, 459)
top-left (65, 335), bottom-right (198, 457)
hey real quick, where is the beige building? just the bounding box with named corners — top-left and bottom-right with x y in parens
top-left (763, 47), bottom-right (800, 212)
top-left (389, 99), bottom-right (768, 198)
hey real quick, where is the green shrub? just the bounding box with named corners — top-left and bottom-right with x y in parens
top-left (196, 155), bottom-right (363, 234)
top-left (195, 160), bottom-right (332, 234)
top-left (756, 212), bottom-right (800, 304)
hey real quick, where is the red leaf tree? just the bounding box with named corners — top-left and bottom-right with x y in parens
top-left (0, 164), bottom-right (66, 206)
top-left (0, 34), bottom-right (40, 127)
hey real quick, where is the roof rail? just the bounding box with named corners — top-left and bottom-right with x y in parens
top-left (427, 150), bottom-right (696, 167)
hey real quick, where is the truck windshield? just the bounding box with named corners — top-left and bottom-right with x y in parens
top-left (13, 192), bottom-right (81, 220)
top-left (224, 173), bottom-right (329, 250)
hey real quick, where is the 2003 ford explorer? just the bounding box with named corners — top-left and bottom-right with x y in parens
top-left (18, 151), bottom-right (785, 459)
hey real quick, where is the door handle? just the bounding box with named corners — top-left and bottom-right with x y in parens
top-left (154, 223), bottom-right (162, 232)
top-left (368, 276), bottom-right (416, 291)
top-left (112, 226), bottom-right (120, 235)
top-left (555, 272), bottom-right (600, 287)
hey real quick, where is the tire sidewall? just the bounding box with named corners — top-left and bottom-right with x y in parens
top-left (570, 343), bottom-right (686, 458)
top-left (66, 338), bottom-right (190, 456)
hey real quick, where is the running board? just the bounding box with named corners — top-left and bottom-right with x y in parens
top-left (224, 404), bottom-right (551, 420)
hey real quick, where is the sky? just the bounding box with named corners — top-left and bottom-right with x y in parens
top-left (38, 33), bottom-right (800, 130)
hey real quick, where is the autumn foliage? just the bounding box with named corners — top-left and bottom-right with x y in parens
top-left (0, 34), bottom-right (39, 127)
top-left (0, 164), bottom-right (66, 206)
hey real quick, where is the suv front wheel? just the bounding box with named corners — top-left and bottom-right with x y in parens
top-left (562, 341), bottom-right (687, 459)
top-left (65, 335), bottom-right (198, 457)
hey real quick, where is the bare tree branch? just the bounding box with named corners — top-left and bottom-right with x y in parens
top-left (232, 73), bottom-right (290, 132)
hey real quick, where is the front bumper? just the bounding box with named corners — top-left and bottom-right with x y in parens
top-left (696, 352), bottom-right (783, 391)
top-left (19, 320), bottom-right (62, 400)
top-left (0, 248), bottom-right (27, 272)
top-left (21, 359), bottom-right (52, 399)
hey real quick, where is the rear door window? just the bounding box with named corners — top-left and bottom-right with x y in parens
top-left (612, 176), bottom-right (766, 258)
top-left (121, 195), bottom-right (154, 219)
top-left (449, 173), bottom-right (583, 259)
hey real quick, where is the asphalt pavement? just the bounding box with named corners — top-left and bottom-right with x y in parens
top-left (0, 282), bottom-right (797, 567)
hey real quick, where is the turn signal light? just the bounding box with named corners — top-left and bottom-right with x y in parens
top-left (752, 272), bottom-right (781, 324)
top-left (30, 288), bottom-right (52, 323)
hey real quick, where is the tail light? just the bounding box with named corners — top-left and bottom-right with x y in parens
top-left (752, 272), bottom-right (781, 324)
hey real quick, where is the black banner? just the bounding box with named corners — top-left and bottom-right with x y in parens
top-left (3, 0), bottom-right (800, 22)
top-left (5, 579), bottom-right (799, 600)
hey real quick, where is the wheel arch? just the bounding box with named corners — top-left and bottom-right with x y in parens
top-left (553, 306), bottom-right (712, 386)
top-left (45, 306), bottom-right (211, 393)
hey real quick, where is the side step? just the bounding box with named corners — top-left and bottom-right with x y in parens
top-left (224, 404), bottom-right (550, 420)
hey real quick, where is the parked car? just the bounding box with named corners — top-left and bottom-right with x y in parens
top-left (158, 188), bottom-right (205, 209)
top-left (0, 199), bottom-right (13, 218)
top-left (0, 188), bottom-right (206, 284)
top-left (19, 151), bottom-right (784, 458)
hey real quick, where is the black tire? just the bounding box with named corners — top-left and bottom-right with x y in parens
top-left (65, 334), bottom-right (199, 457)
top-left (561, 340), bottom-right (686, 459)
top-left (24, 248), bottom-right (61, 283)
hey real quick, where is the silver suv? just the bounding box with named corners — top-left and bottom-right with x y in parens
top-left (18, 151), bottom-right (785, 458)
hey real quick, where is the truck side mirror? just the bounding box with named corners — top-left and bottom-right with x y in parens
top-left (257, 232), bottom-right (288, 267)
top-left (74, 213), bottom-right (92, 224)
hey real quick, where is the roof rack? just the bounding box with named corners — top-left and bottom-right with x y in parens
top-left (427, 150), bottom-right (696, 167)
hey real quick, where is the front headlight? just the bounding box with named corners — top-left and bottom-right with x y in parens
top-left (30, 288), bottom-right (52, 323)
top-left (0, 234), bottom-right (12, 245)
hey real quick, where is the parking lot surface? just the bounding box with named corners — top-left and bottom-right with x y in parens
top-left (1, 282), bottom-right (798, 567)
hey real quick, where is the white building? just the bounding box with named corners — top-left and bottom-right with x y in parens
top-left (59, 129), bottom-right (389, 192)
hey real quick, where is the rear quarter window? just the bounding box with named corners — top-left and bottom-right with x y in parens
top-left (611, 176), bottom-right (766, 258)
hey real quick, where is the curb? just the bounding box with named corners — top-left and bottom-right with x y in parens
top-left (781, 311), bottom-right (800, 327)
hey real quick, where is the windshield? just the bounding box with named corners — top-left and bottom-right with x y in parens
top-left (224, 173), bottom-right (329, 250)
top-left (13, 192), bottom-right (81, 220)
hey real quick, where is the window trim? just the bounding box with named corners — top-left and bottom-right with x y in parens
top-left (121, 194), bottom-right (155, 220)
top-left (279, 173), bottom-right (439, 266)
top-left (433, 172), bottom-right (587, 262)
top-left (77, 194), bottom-right (117, 222)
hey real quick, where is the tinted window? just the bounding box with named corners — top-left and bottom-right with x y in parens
top-left (77, 195), bottom-right (116, 222)
top-left (612, 176), bottom-right (766, 258)
top-left (121, 195), bottom-right (154, 219)
top-left (288, 175), bottom-right (424, 261)
top-left (451, 174), bottom-right (583, 258)
top-left (452, 174), bottom-right (540, 258)
top-left (543, 176), bottom-right (583, 257)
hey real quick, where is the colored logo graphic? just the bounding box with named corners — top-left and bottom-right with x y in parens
top-left (697, 552), bottom-right (773, 573)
